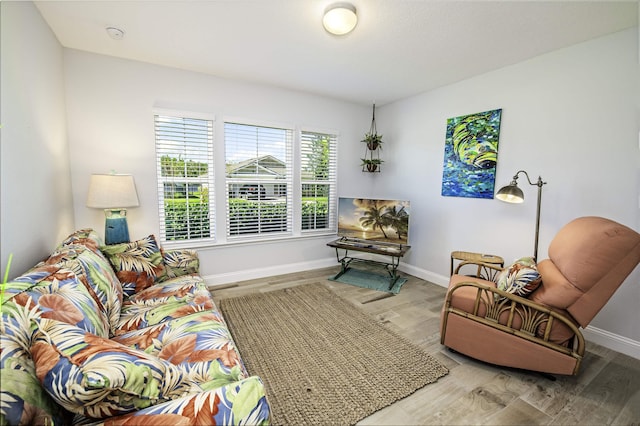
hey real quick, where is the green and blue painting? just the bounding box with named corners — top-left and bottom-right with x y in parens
top-left (441, 108), bottom-right (502, 199)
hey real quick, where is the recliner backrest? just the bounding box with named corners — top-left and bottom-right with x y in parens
top-left (531, 216), bottom-right (640, 327)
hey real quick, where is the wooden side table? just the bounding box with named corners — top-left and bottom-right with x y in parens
top-left (450, 250), bottom-right (504, 276)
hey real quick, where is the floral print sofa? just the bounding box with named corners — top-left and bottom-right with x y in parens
top-left (0, 229), bottom-right (270, 425)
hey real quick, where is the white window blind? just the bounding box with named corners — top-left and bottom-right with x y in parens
top-left (300, 131), bottom-right (337, 232)
top-left (224, 122), bottom-right (293, 239)
top-left (154, 114), bottom-right (214, 242)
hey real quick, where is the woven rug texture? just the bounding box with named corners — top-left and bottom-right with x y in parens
top-left (218, 283), bottom-right (448, 425)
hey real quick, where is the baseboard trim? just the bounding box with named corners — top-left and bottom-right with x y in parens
top-left (398, 262), bottom-right (449, 288)
top-left (203, 257), bottom-right (337, 286)
top-left (204, 260), bottom-right (640, 360)
top-left (583, 325), bottom-right (640, 360)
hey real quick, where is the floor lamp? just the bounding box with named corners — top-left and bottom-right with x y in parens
top-left (495, 170), bottom-right (547, 260)
top-left (86, 174), bottom-right (139, 245)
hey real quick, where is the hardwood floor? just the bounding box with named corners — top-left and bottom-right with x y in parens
top-left (210, 266), bottom-right (640, 425)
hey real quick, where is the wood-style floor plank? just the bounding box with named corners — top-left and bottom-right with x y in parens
top-left (210, 267), bottom-right (640, 425)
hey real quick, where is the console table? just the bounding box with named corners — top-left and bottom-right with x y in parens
top-left (327, 237), bottom-right (411, 288)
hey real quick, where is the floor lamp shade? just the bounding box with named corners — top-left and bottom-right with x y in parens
top-left (86, 174), bottom-right (139, 245)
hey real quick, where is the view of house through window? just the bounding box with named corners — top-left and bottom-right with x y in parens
top-left (224, 122), bottom-right (293, 238)
top-left (154, 113), bottom-right (337, 244)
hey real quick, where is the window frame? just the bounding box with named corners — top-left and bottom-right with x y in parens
top-left (223, 120), bottom-right (294, 242)
top-left (153, 108), bottom-right (216, 245)
top-left (153, 110), bottom-right (339, 247)
top-left (299, 129), bottom-right (338, 235)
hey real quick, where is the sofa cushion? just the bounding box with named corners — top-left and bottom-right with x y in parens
top-left (1, 300), bottom-right (73, 426)
top-left (30, 319), bottom-right (196, 419)
top-left (113, 311), bottom-right (248, 387)
top-left (9, 265), bottom-right (111, 337)
top-left (36, 239), bottom-right (124, 336)
top-left (58, 248), bottom-right (124, 336)
top-left (71, 376), bottom-right (270, 426)
top-left (126, 275), bottom-right (205, 305)
top-left (495, 256), bottom-right (542, 298)
top-left (101, 235), bottom-right (168, 298)
top-left (116, 291), bottom-right (216, 335)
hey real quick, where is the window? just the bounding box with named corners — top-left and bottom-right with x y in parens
top-left (154, 113), bottom-right (214, 242)
top-left (301, 131), bottom-right (337, 232)
top-left (154, 112), bottom-right (337, 245)
top-left (224, 122), bottom-right (293, 239)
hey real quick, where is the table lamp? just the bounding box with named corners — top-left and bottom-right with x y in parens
top-left (86, 173), bottom-right (139, 245)
top-left (496, 170), bottom-right (547, 260)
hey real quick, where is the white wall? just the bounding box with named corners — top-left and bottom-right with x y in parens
top-left (0, 2), bottom-right (75, 277)
top-left (378, 28), bottom-right (640, 351)
top-left (63, 50), bottom-right (371, 282)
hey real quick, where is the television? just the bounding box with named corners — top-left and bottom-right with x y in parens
top-left (337, 197), bottom-right (410, 246)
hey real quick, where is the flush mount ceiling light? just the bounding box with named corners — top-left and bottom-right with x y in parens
top-left (106, 26), bottom-right (125, 40)
top-left (323, 3), bottom-right (357, 35)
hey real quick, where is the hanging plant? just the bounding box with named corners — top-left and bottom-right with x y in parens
top-left (360, 103), bottom-right (384, 171)
top-left (361, 132), bottom-right (383, 151)
top-left (361, 158), bottom-right (384, 172)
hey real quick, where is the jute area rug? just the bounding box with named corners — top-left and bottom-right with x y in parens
top-left (218, 283), bottom-right (449, 425)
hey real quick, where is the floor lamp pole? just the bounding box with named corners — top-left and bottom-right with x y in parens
top-left (533, 177), bottom-right (544, 261)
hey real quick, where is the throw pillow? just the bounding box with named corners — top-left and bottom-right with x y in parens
top-left (496, 256), bottom-right (542, 298)
top-left (30, 319), bottom-right (195, 419)
top-left (101, 235), bottom-right (167, 297)
top-left (161, 249), bottom-right (200, 281)
top-left (58, 229), bottom-right (103, 251)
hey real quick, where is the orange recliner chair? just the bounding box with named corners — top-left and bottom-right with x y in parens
top-left (440, 216), bottom-right (640, 375)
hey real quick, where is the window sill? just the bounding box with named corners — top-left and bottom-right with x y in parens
top-left (162, 231), bottom-right (337, 251)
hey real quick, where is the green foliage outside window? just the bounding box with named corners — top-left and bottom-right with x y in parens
top-left (302, 198), bottom-right (328, 230)
top-left (303, 135), bottom-right (330, 180)
top-left (161, 155), bottom-right (208, 177)
top-left (228, 199), bottom-right (288, 235)
top-left (164, 199), bottom-right (210, 240)
top-left (164, 197), bottom-right (329, 239)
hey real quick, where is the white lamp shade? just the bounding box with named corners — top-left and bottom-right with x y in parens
top-left (86, 174), bottom-right (140, 208)
top-left (323, 3), bottom-right (357, 35)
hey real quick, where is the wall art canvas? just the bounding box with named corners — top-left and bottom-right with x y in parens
top-left (441, 108), bottom-right (502, 199)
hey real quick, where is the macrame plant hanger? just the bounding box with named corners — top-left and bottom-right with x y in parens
top-left (362, 103), bottom-right (381, 172)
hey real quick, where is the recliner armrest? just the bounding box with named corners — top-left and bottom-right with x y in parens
top-left (453, 261), bottom-right (504, 282)
top-left (442, 279), bottom-right (585, 365)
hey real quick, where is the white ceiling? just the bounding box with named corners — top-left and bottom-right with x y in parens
top-left (35, 1), bottom-right (638, 106)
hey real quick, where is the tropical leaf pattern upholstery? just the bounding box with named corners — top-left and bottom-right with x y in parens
top-left (72, 376), bottom-right (270, 426)
top-left (125, 275), bottom-right (208, 305)
top-left (112, 311), bottom-right (247, 386)
top-left (162, 249), bottom-right (200, 281)
top-left (116, 290), bottom-right (216, 334)
top-left (1, 229), bottom-right (270, 425)
top-left (496, 256), bottom-right (542, 298)
top-left (1, 297), bottom-right (72, 425)
top-left (101, 235), bottom-right (168, 297)
top-left (31, 319), bottom-right (194, 418)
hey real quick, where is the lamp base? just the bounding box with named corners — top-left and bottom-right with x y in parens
top-left (104, 209), bottom-right (130, 245)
